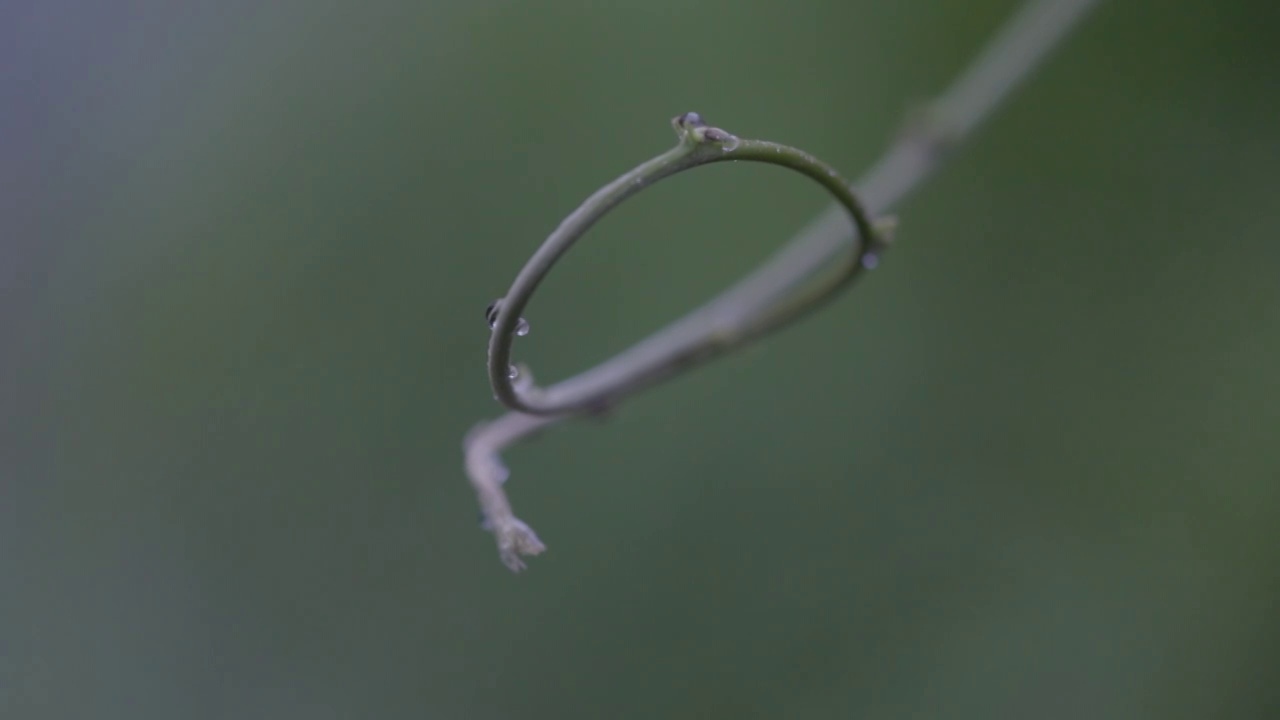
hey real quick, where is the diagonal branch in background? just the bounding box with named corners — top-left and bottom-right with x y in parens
top-left (464, 0), bottom-right (1105, 572)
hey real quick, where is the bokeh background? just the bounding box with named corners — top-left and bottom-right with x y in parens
top-left (5, 0), bottom-right (1279, 717)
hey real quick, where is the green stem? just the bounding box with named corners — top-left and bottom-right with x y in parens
top-left (487, 112), bottom-right (886, 416)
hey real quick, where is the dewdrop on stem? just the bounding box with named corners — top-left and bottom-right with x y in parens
top-left (485, 299), bottom-right (531, 337)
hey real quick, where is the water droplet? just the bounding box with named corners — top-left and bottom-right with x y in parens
top-left (508, 365), bottom-right (520, 380)
top-left (861, 253), bottom-right (880, 270)
top-left (486, 298), bottom-right (531, 336)
top-left (720, 136), bottom-right (741, 152)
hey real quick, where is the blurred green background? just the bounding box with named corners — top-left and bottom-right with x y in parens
top-left (5, 0), bottom-right (1279, 717)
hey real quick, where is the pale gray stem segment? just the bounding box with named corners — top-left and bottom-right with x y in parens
top-left (464, 412), bottom-right (557, 572)
top-left (465, 0), bottom-right (1105, 572)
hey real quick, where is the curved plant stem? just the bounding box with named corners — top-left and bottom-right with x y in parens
top-left (487, 113), bottom-right (889, 417)
top-left (465, 0), bottom-right (1105, 572)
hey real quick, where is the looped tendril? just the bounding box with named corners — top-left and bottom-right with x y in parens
top-left (486, 113), bottom-right (893, 419)
top-left (476, 112), bottom-right (893, 571)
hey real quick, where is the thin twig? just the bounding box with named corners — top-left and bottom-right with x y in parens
top-left (476, 113), bottom-right (892, 571)
top-left (464, 0), bottom-right (1104, 571)
top-left (487, 114), bottom-right (887, 417)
